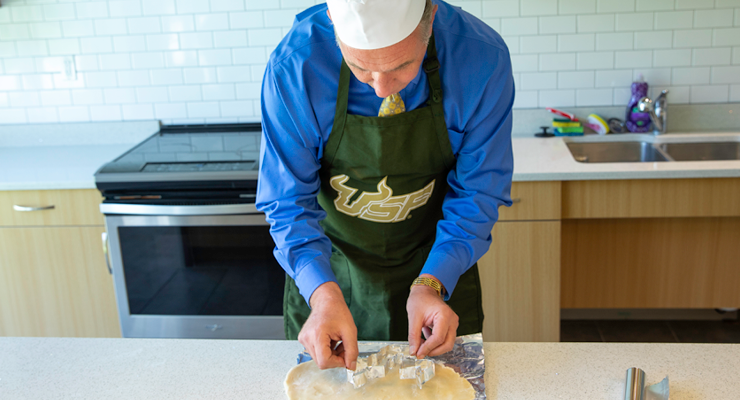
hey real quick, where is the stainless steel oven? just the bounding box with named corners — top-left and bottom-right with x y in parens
top-left (96, 124), bottom-right (285, 339)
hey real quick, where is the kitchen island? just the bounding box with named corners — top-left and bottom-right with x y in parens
top-left (1, 337), bottom-right (739, 399)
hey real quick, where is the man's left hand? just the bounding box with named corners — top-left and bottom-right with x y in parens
top-left (406, 276), bottom-right (459, 359)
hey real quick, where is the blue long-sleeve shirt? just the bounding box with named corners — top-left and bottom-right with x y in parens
top-left (257, 0), bottom-right (515, 305)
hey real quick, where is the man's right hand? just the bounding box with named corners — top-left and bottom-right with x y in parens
top-left (298, 282), bottom-right (359, 371)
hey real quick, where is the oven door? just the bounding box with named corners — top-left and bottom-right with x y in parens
top-left (102, 204), bottom-right (285, 339)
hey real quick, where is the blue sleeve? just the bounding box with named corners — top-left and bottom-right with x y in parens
top-left (256, 63), bottom-right (337, 305)
top-left (421, 50), bottom-right (515, 300)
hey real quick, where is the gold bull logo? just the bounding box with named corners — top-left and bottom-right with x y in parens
top-left (330, 175), bottom-right (435, 223)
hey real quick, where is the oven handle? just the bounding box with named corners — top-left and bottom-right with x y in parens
top-left (99, 203), bottom-right (261, 216)
top-left (101, 232), bottom-right (112, 275)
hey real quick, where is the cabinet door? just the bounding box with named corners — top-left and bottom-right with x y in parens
top-left (478, 221), bottom-right (561, 342)
top-left (0, 226), bottom-right (120, 337)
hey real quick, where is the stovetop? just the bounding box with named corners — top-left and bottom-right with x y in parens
top-left (95, 124), bottom-right (262, 202)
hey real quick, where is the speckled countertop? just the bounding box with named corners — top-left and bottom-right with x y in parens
top-left (1, 131), bottom-right (740, 191)
top-left (1, 338), bottom-right (738, 399)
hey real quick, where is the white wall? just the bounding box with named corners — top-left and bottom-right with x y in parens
top-left (0, 0), bottom-right (739, 126)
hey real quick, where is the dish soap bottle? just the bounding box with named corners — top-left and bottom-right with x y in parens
top-left (625, 74), bottom-right (651, 133)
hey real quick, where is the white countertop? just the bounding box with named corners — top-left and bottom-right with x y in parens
top-left (1, 338), bottom-right (738, 399)
top-left (1, 132), bottom-right (740, 191)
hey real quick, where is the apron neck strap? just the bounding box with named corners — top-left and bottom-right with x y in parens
top-left (422, 33), bottom-right (443, 105)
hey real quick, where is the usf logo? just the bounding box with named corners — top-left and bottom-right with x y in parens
top-left (330, 175), bottom-right (435, 223)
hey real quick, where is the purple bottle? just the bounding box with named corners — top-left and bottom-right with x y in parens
top-left (625, 74), bottom-right (652, 133)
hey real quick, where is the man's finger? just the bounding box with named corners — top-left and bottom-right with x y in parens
top-left (314, 336), bottom-right (345, 369)
top-left (341, 330), bottom-right (359, 371)
top-left (407, 314), bottom-right (425, 356)
top-left (416, 319), bottom-right (449, 358)
top-left (428, 323), bottom-right (457, 357)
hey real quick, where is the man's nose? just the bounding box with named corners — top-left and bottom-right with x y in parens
top-left (372, 72), bottom-right (394, 98)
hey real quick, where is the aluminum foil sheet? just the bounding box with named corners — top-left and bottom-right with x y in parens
top-left (296, 333), bottom-right (486, 400)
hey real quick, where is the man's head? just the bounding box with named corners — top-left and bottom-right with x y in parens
top-left (327, 0), bottom-right (437, 99)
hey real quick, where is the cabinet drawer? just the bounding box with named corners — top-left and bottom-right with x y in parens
top-left (0, 189), bottom-right (104, 226)
top-left (498, 181), bottom-right (561, 221)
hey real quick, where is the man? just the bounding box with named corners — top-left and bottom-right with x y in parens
top-left (257, 0), bottom-right (514, 371)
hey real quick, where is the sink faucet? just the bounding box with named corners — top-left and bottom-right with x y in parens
top-left (637, 90), bottom-right (668, 135)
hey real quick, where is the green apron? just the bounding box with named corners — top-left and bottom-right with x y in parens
top-left (283, 34), bottom-right (484, 341)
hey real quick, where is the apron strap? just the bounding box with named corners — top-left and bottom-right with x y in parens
top-left (325, 60), bottom-right (352, 165)
top-left (423, 33), bottom-right (456, 170)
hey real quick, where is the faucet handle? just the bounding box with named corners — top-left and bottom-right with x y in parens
top-left (655, 89), bottom-right (668, 103)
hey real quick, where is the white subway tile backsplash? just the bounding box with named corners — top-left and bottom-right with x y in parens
top-left (483, 18), bottom-right (502, 31)
top-left (615, 12), bottom-right (654, 32)
top-left (114, 36), bottom-right (147, 52)
top-left (117, 70), bottom-right (150, 86)
top-left (235, 82), bottom-right (261, 99)
top-left (616, 50), bottom-right (653, 68)
top-left (716, 0), bottom-right (740, 7)
top-left (35, 57), bottom-right (65, 74)
top-left (143, 0), bottom-right (177, 16)
top-left (217, 66), bottom-right (251, 82)
top-left (136, 87), bottom-right (170, 102)
top-left (539, 16), bottom-right (576, 34)
top-left (99, 54), bottom-right (132, 70)
top-left (539, 53), bottom-right (577, 71)
top-left (11, 6), bottom-right (44, 23)
top-left (84, 72), bottom-right (118, 88)
top-left (0, 7), bottom-right (10, 24)
top-left (22, 74), bottom-right (55, 90)
top-left (62, 21), bottom-right (95, 38)
top-left (180, 32), bottom-right (214, 49)
top-left (512, 90), bottom-right (539, 108)
top-left (108, 1), bottom-right (143, 18)
top-left (229, 11), bottom-right (265, 29)
top-left (521, 72), bottom-right (557, 90)
top-left (59, 106), bottom-right (91, 122)
top-left (559, 0), bottom-right (596, 15)
top-left (559, 34), bottom-right (596, 52)
top-left (214, 31), bottom-right (249, 48)
top-left (0, 43), bottom-right (17, 58)
top-left (81, 37), bottom-right (114, 54)
top-left (673, 29), bottom-right (712, 48)
top-left (16, 40), bottom-right (48, 57)
top-left (9, 92), bottom-right (41, 107)
top-left (161, 15), bottom-right (196, 33)
top-left (90, 105), bottom-right (123, 121)
top-left (131, 52), bottom-right (165, 69)
top-left (221, 100), bottom-right (254, 116)
top-left (40, 90), bottom-right (72, 106)
top-left (198, 49), bottom-right (233, 66)
top-left (655, 11), bottom-right (694, 30)
top-left (29, 22), bottom-right (63, 39)
top-left (122, 104), bottom-right (155, 120)
top-left (578, 51), bottom-right (615, 69)
top-left (183, 67), bottom-right (219, 83)
top-left (692, 47), bottom-right (732, 66)
top-left (597, 0), bottom-right (635, 13)
top-left (0, 93), bottom-right (8, 108)
top-left (75, 3), bottom-right (109, 20)
top-left (634, 30), bottom-right (672, 49)
top-left (248, 28), bottom-right (284, 47)
top-left (596, 32), bottom-right (633, 50)
top-left (0, 109), bottom-right (28, 124)
top-left (634, 68), bottom-right (672, 85)
top-left (149, 69), bottom-right (184, 85)
top-left (147, 34), bottom-right (180, 51)
top-left (187, 101), bottom-right (221, 118)
top-left (734, 47), bottom-right (740, 64)
top-left (211, 0), bottom-right (246, 12)
top-left (578, 14), bottom-right (615, 33)
top-left (651, 85), bottom-right (691, 103)
top-left (52, 74), bottom-right (85, 90)
top-left (672, 67), bottom-right (711, 84)
top-left (521, 36), bottom-right (557, 54)
top-left (596, 69), bottom-right (634, 87)
top-left (558, 70), bottom-right (595, 88)
top-left (43, 4), bottom-right (77, 22)
top-left (576, 88), bottom-right (613, 106)
top-left (176, 0), bottom-right (211, 14)
top-left (128, 17), bottom-right (162, 34)
top-left (155, 103), bottom-right (188, 119)
top-left (501, 17), bottom-right (539, 35)
top-left (636, 0), bottom-right (674, 12)
top-left (48, 39), bottom-right (81, 55)
top-left (730, 84), bottom-right (740, 101)
top-left (520, 0), bottom-right (558, 16)
top-left (169, 85), bottom-right (202, 101)
top-left (196, 14), bottom-right (231, 31)
top-left (502, 36), bottom-right (520, 54)
top-left (539, 89), bottom-right (575, 107)
top-left (4, 58), bottom-right (36, 74)
top-left (0, 24), bottom-right (31, 41)
top-left (511, 54), bottom-right (540, 71)
top-left (104, 88), bottom-right (137, 104)
top-left (202, 83), bottom-right (236, 100)
top-left (653, 48), bottom-right (692, 67)
top-left (264, 9), bottom-right (301, 28)
top-left (675, 0), bottom-right (713, 10)
top-left (165, 50), bottom-right (199, 67)
top-left (482, 1), bottom-right (520, 18)
top-left (711, 66), bottom-right (740, 83)
top-left (27, 107), bottom-right (59, 123)
top-left (94, 19), bottom-right (129, 36)
top-left (693, 9), bottom-right (734, 28)
top-left (691, 85), bottom-right (729, 102)
top-left (713, 28), bottom-right (740, 46)
top-left (613, 86), bottom-right (632, 103)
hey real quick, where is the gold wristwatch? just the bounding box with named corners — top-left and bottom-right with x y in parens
top-left (410, 277), bottom-right (445, 299)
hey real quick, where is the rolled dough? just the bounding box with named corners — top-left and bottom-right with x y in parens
top-left (284, 359), bottom-right (476, 400)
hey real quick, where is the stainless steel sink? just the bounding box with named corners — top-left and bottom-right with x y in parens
top-left (566, 141), bottom-right (669, 163)
top-left (659, 142), bottom-right (740, 161)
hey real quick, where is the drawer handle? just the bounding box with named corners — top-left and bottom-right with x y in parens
top-left (511, 198), bottom-right (522, 204)
top-left (13, 204), bottom-right (56, 212)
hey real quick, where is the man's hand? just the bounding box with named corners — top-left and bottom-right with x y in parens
top-left (298, 282), bottom-right (359, 371)
top-left (406, 275), bottom-right (459, 359)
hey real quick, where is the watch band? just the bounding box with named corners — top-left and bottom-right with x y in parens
top-left (410, 277), bottom-right (444, 298)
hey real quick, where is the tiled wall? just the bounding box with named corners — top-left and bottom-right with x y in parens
top-left (0, 0), bottom-right (739, 126)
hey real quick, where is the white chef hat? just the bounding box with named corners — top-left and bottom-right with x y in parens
top-left (326, 0), bottom-right (426, 50)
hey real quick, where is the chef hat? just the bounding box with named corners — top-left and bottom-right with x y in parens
top-left (327, 0), bottom-right (426, 50)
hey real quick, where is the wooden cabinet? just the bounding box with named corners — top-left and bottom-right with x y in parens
top-left (479, 182), bottom-right (562, 342)
top-left (0, 189), bottom-right (120, 338)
